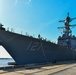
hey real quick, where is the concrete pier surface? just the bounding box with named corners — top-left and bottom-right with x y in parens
top-left (0, 62), bottom-right (76, 75)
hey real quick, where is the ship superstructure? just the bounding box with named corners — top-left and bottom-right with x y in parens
top-left (0, 13), bottom-right (76, 65)
top-left (58, 13), bottom-right (76, 49)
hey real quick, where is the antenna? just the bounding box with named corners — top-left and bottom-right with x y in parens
top-left (58, 13), bottom-right (76, 36)
top-left (67, 12), bottom-right (69, 17)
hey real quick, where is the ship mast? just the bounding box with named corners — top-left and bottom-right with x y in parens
top-left (58, 13), bottom-right (76, 37)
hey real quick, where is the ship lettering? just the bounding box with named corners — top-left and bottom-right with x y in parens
top-left (37, 43), bottom-right (43, 51)
top-left (26, 41), bottom-right (32, 50)
top-left (26, 41), bottom-right (43, 51)
top-left (30, 42), bottom-right (39, 51)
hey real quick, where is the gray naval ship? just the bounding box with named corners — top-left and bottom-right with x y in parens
top-left (0, 13), bottom-right (76, 65)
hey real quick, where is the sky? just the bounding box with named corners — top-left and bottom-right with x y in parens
top-left (0, 0), bottom-right (76, 58)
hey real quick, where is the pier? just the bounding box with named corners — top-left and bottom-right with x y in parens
top-left (0, 61), bottom-right (76, 75)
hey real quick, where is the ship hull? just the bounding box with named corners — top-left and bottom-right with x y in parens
top-left (0, 30), bottom-right (76, 65)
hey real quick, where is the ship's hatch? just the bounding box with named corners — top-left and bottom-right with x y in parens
top-left (0, 46), bottom-right (12, 58)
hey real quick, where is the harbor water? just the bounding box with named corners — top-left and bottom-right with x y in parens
top-left (0, 58), bottom-right (14, 67)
